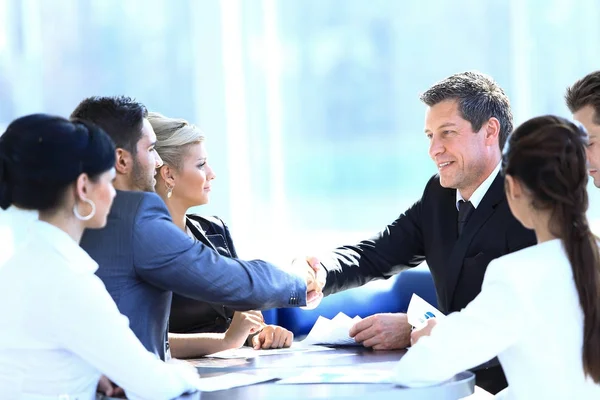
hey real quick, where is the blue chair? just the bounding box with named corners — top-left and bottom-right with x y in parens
top-left (261, 308), bottom-right (278, 326)
top-left (267, 266), bottom-right (437, 337)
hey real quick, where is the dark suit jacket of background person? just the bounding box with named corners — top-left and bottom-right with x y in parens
top-left (320, 173), bottom-right (537, 393)
top-left (169, 215), bottom-right (239, 335)
top-left (80, 190), bottom-right (306, 361)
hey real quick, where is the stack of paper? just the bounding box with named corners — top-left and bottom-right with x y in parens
top-left (406, 294), bottom-right (445, 329)
top-left (301, 312), bottom-right (362, 346)
top-left (204, 343), bottom-right (333, 359)
top-left (195, 372), bottom-right (278, 392)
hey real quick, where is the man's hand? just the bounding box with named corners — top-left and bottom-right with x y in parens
top-left (251, 325), bottom-right (294, 349)
top-left (410, 318), bottom-right (437, 346)
top-left (224, 311), bottom-right (265, 349)
top-left (349, 313), bottom-right (412, 350)
top-left (298, 256), bottom-right (326, 310)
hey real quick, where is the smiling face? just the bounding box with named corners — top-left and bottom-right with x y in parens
top-left (425, 99), bottom-right (499, 198)
top-left (573, 105), bottom-right (600, 188)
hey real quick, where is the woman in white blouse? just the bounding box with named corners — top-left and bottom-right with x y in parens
top-left (394, 115), bottom-right (600, 399)
top-left (0, 114), bottom-right (202, 399)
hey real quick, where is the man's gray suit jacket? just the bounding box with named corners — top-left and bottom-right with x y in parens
top-left (80, 190), bottom-right (305, 360)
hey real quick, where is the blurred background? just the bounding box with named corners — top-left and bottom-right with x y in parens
top-left (1, 0), bottom-right (599, 264)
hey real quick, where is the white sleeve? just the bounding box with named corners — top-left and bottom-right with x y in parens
top-left (393, 261), bottom-right (524, 387)
top-left (46, 273), bottom-right (201, 399)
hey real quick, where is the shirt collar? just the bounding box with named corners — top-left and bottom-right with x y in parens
top-left (456, 162), bottom-right (501, 210)
top-left (32, 220), bottom-right (98, 274)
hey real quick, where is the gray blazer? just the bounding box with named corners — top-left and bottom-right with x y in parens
top-left (80, 190), bottom-right (305, 360)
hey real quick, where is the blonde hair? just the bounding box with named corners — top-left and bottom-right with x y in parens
top-left (148, 112), bottom-right (205, 170)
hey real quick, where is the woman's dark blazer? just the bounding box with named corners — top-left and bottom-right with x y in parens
top-left (169, 215), bottom-right (239, 334)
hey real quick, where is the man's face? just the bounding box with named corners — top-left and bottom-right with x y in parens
top-left (573, 105), bottom-right (600, 188)
top-left (425, 99), bottom-right (492, 195)
top-left (131, 119), bottom-right (163, 192)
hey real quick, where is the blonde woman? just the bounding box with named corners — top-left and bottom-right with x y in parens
top-left (149, 112), bottom-right (293, 358)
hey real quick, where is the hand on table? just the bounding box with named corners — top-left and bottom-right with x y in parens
top-left (251, 325), bottom-right (294, 349)
top-left (224, 311), bottom-right (265, 348)
top-left (349, 313), bottom-right (412, 350)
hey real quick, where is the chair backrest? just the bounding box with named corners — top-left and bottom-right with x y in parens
top-left (270, 266), bottom-right (437, 337)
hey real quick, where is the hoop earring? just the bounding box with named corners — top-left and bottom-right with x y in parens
top-left (73, 198), bottom-right (96, 221)
top-left (167, 185), bottom-right (174, 199)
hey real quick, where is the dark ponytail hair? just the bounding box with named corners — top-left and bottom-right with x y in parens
top-left (502, 115), bottom-right (600, 383)
top-left (0, 114), bottom-right (116, 212)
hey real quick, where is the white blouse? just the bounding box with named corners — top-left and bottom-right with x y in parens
top-left (0, 207), bottom-right (37, 266)
top-left (0, 220), bottom-right (201, 400)
top-left (394, 239), bottom-right (600, 400)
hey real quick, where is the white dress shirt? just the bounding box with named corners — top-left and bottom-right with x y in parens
top-left (394, 239), bottom-right (600, 399)
top-left (0, 220), bottom-right (202, 400)
top-left (456, 162), bottom-right (501, 210)
top-left (0, 207), bottom-right (37, 266)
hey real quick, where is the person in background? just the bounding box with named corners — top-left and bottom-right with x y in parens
top-left (394, 115), bottom-right (600, 399)
top-left (0, 114), bottom-right (202, 400)
top-left (307, 71), bottom-right (537, 394)
top-left (149, 112), bottom-right (293, 358)
top-left (71, 96), bottom-right (320, 361)
top-left (566, 70), bottom-right (600, 189)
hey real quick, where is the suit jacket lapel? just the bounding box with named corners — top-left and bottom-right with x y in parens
top-left (183, 217), bottom-right (228, 319)
top-left (443, 173), bottom-right (506, 309)
top-left (185, 217), bottom-right (218, 252)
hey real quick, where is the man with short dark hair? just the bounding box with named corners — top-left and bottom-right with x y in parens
top-left (310, 72), bottom-right (536, 393)
top-left (73, 96), bottom-right (321, 361)
top-left (72, 96), bottom-right (160, 192)
top-left (566, 71), bottom-right (600, 188)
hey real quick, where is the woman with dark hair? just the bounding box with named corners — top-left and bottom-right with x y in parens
top-left (393, 115), bottom-right (600, 399)
top-left (0, 114), bottom-right (201, 399)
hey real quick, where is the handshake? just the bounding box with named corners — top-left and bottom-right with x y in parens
top-left (292, 256), bottom-right (327, 310)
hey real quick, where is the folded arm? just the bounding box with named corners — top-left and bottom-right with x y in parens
top-left (168, 311), bottom-right (265, 358)
top-left (49, 275), bottom-right (200, 399)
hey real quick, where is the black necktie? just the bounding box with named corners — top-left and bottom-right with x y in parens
top-left (458, 200), bottom-right (475, 237)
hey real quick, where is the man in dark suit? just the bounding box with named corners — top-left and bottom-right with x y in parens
top-left (72, 96), bottom-right (321, 361)
top-left (309, 72), bottom-right (537, 394)
top-left (566, 70), bottom-right (600, 189)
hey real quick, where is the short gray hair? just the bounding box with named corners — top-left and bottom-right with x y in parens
top-left (420, 71), bottom-right (513, 150)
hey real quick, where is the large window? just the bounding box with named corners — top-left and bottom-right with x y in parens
top-left (1, 0), bottom-right (599, 262)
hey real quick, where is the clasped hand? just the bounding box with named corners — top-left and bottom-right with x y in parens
top-left (294, 256), bottom-right (326, 309)
top-left (224, 311), bottom-right (293, 350)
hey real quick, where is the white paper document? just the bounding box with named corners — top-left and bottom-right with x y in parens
top-left (300, 312), bottom-right (362, 346)
top-left (195, 372), bottom-right (278, 392)
top-left (406, 293), bottom-right (445, 329)
top-left (186, 357), bottom-right (250, 368)
top-left (276, 363), bottom-right (396, 384)
top-left (205, 343), bottom-right (333, 359)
